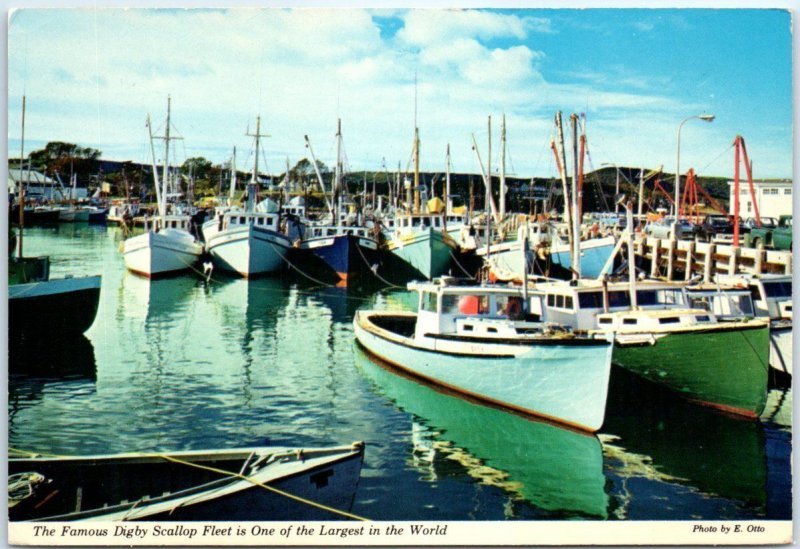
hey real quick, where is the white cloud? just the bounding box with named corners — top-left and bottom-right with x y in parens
top-left (6, 8), bottom-right (791, 179)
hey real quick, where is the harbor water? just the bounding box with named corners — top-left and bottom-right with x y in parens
top-left (8, 224), bottom-right (792, 521)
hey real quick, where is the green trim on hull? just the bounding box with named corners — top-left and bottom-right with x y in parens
top-left (611, 325), bottom-right (769, 417)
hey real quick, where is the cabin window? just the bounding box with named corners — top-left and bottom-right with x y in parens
top-left (547, 295), bottom-right (556, 307)
top-left (434, 218), bottom-right (441, 228)
top-left (623, 318), bottom-right (638, 325)
top-left (695, 315), bottom-right (711, 322)
top-left (239, 217), bottom-right (246, 224)
top-left (487, 327), bottom-right (498, 334)
top-left (598, 317), bottom-right (612, 325)
top-left (762, 281), bottom-right (792, 298)
top-left (463, 324), bottom-right (474, 331)
top-left (421, 218), bottom-right (430, 228)
top-left (578, 291), bottom-right (604, 309)
top-left (556, 295), bottom-right (564, 308)
top-left (564, 296), bottom-right (574, 310)
top-left (449, 294), bottom-right (488, 315)
top-left (608, 291), bottom-right (632, 308)
top-left (421, 291), bottom-right (438, 312)
top-left (659, 317), bottom-right (680, 325)
top-left (412, 219), bottom-right (421, 227)
top-left (637, 289), bottom-right (684, 306)
top-left (267, 218), bottom-right (275, 227)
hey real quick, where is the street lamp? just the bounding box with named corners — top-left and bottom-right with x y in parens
top-left (675, 114), bottom-right (715, 219)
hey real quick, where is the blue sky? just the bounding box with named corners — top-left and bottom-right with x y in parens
top-left (6, 8), bottom-right (793, 179)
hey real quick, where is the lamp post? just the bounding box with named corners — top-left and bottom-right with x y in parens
top-left (675, 114), bottom-right (715, 219)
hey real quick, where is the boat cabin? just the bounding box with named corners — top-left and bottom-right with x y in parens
top-left (306, 225), bottom-right (371, 239)
top-left (144, 215), bottom-right (193, 232)
top-left (409, 278), bottom-right (541, 340)
top-left (594, 308), bottom-right (716, 336)
top-left (684, 286), bottom-right (756, 320)
top-left (715, 274), bottom-right (792, 320)
top-left (395, 212), bottom-right (447, 233)
top-left (529, 280), bottom-right (687, 331)
top-left (222, 210), bottom-right (280, 231)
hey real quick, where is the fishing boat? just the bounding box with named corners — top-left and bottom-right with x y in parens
top-left (9, 270), bottom-right (101, 342)
top-left (384, 127), bottom-right (456, 281)
top-left (482, 221), bottom-right (617, 281)
top-left (9, 442), bottom-right (365, 521)
top-left (528, 273), bottom-right (769, 418)
top-left (298, 120), bottom-right (382, 285)
top-left (204, 116), bottom-right (293, 277)
top-left (122, 98), bottom-right (204, 277)
top-left (55, 205), bottom-right (91, 223)
top-left (353, 277), bottom-right (614, 433)
top-left (712, 274), bottom-right (792, 376)
top-left (8, 96), bottom-right (102, 344)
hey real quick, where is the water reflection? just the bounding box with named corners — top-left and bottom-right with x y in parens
top-left (8, 333), bottom-right (97, 379)
top-left (353, 345), bottom-right (609, 519)
top-left (602, 367), bottom-right (774, 518)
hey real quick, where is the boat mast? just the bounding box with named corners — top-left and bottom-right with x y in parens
top-left (570, 113), bottom-right (581, 280)
top-left (304, 134), bottom-right (335, 219)
top-left (17, 95), bottom-right (26, 258)
top-left (413, 127), bottom-right (421, 214)
top-left (335, 118), bottom-right (342, 225)
top-left (246, 116), bottom-right (269, 212)
top-left (554, 112), bottom-right (574, 270)
top-left (145, 115), bottom-right (163, 224)
top-left (160, 96), bottom-right (172, 220)
top-left (637, 168), bottom-right (644, 219)
top-left (485, 116), bottom-right (492, 259)
top-left (625, 198), bottom-right (638, 309)
top-left (500, 114), bottom-right (506, 220)
top-left (445, 144), bottom-right (451, 215)
top-left (229, 147), bottom-right (237, 206)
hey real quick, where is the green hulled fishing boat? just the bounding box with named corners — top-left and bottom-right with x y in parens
top-left (602, 308), bottom-right (770, 417)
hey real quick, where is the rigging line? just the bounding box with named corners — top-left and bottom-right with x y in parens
top-left (159, 453), bottom-right (370, 521)
top-left (353, 239), bottom-right (404, 290)
top-left (699, 143), bottom-right (735, 174)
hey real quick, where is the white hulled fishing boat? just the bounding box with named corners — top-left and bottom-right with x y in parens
top-left (122, 97), bottom-right (203, 277)
top-left (354, 277), bottom-right (613, 432)
top-left (204, 116), bottom-right (292, 277)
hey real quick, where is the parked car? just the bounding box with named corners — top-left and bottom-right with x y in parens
top-left (742, 217), bottom-right (777, 231)
top-left (643, 216), bottom-right (699, 240)
top-left (697, 215), bottom-right (734, 242)
top-left (746, 215), bottom-right (792, 250)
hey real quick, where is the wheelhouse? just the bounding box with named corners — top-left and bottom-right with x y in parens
top-left (409, 279), bottom-right (536, 339)
top-left (529, 281), bottom-right (688, 331)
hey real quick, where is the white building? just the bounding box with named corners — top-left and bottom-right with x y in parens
top-left (728, 179), bottom-right (792, 219)
top-left (8, 168), bottom-right (89, 201)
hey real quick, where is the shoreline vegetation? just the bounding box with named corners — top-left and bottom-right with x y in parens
top-left (9, 140), bottom-right (771, 214)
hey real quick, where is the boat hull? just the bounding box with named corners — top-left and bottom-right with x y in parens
top-left (353, 311), bottom-right (613, 432)
top-left (300, 234), bottom-right (380, 284)
top-left (58, 208), bottom-right (91, 222)
top-left (387, 229), bottom-right (454, 280)
top-left (9, 443), bottom-right (365, 522)
top-left (611, 323), bottom-right (770, 418)
top-left (485, 236), bottom-right (616, 281)
top-left (550, 236), bottom-right (617, 278)
top-left (9, 275), bottom-right (101, 341)
top-left (206, 224), bottom-right (291, 277)
top-left (123, 231), bottom-right (203, 277)
top-left (769, 323), bottom-right (792, 376)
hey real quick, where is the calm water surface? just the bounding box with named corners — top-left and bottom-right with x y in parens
top-left (8, 224), bottom-right (792, 520)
